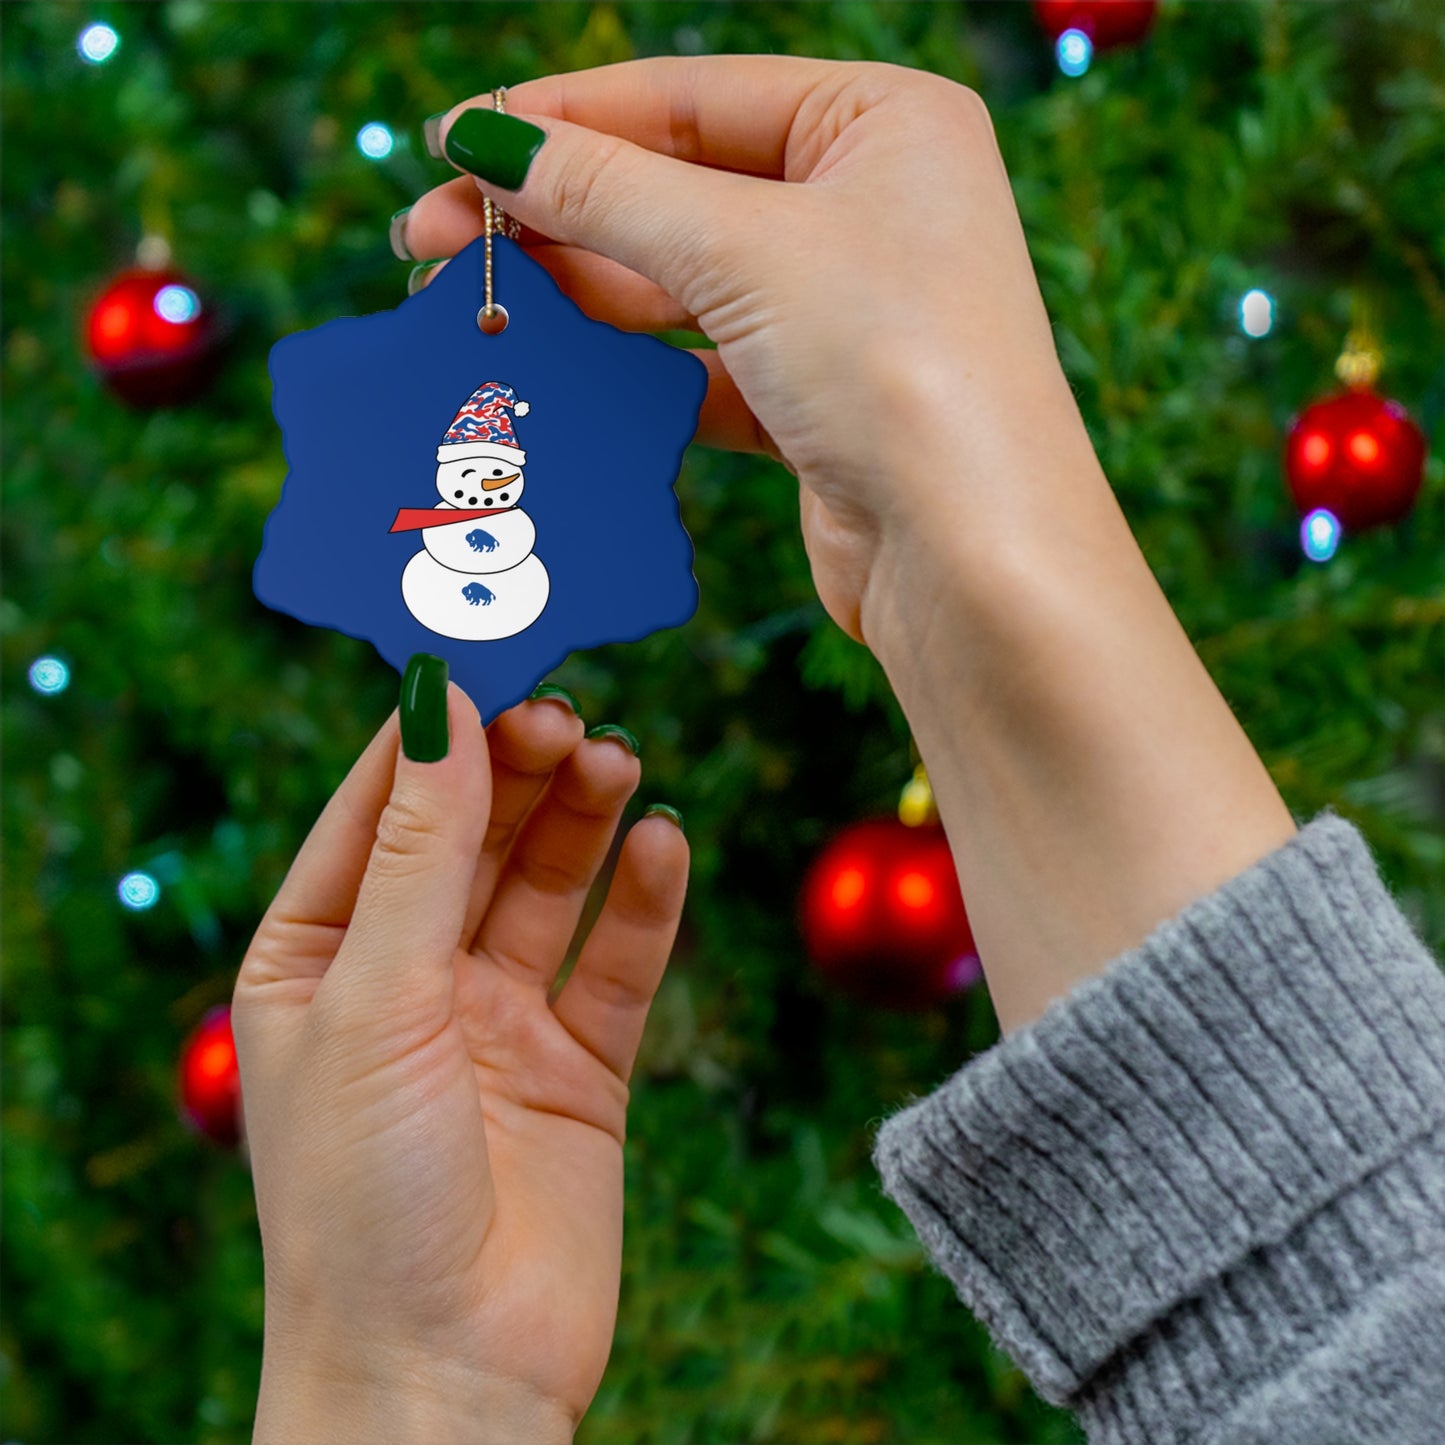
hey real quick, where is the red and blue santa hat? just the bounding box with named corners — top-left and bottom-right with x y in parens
top-left (436, 380), bottom-right (531, 466)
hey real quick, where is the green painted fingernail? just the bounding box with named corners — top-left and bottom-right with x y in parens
top-left (443, 107), bottom-right (546, 191)
top-left (400, 653), bottom-right (449, 762)
top-left (423, 112), bottom-right (446, 160)
top-left (585, 723), bottom-right (639, 756)
top-left (529, 683), bottom-right (582, 716)
top-left (407, 259), bottom-right (446, 296)
top-left (644, 804), bottom-right (684, 833)
top-left (388, 206), bottom-right (413, 261)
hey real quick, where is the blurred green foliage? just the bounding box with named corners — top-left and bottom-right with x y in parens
top-left (3, 2), bottom-right (1441, 1442)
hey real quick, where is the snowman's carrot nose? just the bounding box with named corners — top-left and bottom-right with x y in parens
top-left (482, 472), bottom-right (520, 491)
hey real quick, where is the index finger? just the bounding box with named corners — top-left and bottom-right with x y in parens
top-left (461, 54), bottom-right (849, 181)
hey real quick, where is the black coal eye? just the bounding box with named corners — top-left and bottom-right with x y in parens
top-left (492, 468), bottom-right (504, 476)
top-left (461, 469), bottom-right (476, 478)
top-left (454, 490), bottom-right (463, 498)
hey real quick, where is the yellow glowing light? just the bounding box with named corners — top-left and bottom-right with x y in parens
top-left (895, 871), bottom-right (935, 910)
top-left (898, 765), bottom-right (937, 827)
top-left (1301, 433), bottom-right (1331, 469)
top-left (1347, 431), bottom-right (1380, 466)
top-left (196, 1038), bottom-right (234, 1079)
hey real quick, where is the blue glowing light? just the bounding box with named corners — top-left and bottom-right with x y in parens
top-left (356, 122), bottom-right (395, 160)
top-left (78, 22), bottom-right (120, 64)
top-left (154, 284), bottom-right (201, 324)
top-left (28, 657), bottom-right (70, 695)
top-left (118, 871), bottom-right (161, 910)
top-left (1057, 28), bottom-right (1093, 77)
top-left (1240, 288), bottom-right (1274, 338)
top-left (1301, 508), bottom-right (1341, 563)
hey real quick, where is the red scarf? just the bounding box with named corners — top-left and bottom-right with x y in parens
top-left (389, 504), bottom-right (516, 533)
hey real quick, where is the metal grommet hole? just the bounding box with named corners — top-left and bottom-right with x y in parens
top-left (477, 304), bottom-right (509, 335)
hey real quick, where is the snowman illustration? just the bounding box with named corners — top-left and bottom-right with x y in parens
top-left (391, 380), bottom-right (550, 640)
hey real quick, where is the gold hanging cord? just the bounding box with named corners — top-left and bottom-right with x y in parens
top-left (479, 87), bottom-right (522, 332)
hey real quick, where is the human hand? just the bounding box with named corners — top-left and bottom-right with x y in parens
top-left (402, 56), bottom-right (1096, 645)
top-left (233, 664), bottom-right (687, 1442)
top-left (398, 58), bottom-right (1294, 1052)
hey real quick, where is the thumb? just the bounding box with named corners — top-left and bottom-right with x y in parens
top-left (327, 657), bottom-right (490, 1028)
top-left (440, 104), bottom-right (759, 316)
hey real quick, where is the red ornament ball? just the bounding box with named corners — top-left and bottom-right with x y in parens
top-left (85, 267), bottom-right (219, 407)
top-left (1284, 388), bottom-right (1426, 532)
top-left (800, 818), bottom-right (980, 1011)
top-left (178, 1005), bottom-right (242, 1148)
top-left (1033, 0), bottom-right (1158, 50)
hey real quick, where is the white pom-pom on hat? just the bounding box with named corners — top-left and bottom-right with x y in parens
top-left (513, 400), bottom-right (530, 417)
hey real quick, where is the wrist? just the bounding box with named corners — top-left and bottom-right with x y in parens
top-left (857, 364), bottom-right (1121, 682)
top-left (854, 390), bottom-right (1294, 1034)
top-left (254, 1340), bottom-right (575, 1445)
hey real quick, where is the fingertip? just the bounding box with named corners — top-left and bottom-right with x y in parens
top-left (628, 807), bottom-right (691, 875)
top-left (579, 730), bottom-right (644, 794)
top-left (487, 689), bottom-right (587, 773)
top-left (528, 683), bottom-right (583, 718)
top-left (383, 679), bottom-right (491, 868)
top-left (432, 100), bottom-right (468, 161)
top-left (445, 682), bottom-right (486, 759)
top-left (642, 803), bottom-right (685, 836)
top-left (611, 812), bottom-right (690, 927)
top-left (395, 677), bottom-right (485, 784)
top-left (448, 679), bottom-right (482, 728)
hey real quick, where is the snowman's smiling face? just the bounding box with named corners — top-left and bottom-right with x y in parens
top-left (436, 455), bottom-right (525, 510)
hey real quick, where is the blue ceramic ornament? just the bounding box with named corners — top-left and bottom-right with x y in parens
top-left (255, 233), bottom-right (707, 721)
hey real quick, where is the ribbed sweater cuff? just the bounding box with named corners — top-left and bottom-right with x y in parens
top-left (870, 811), bottom-right (1445, 1417)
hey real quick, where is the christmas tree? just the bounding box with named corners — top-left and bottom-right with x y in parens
top-left (3, 3), bottom-right (1440, 1442)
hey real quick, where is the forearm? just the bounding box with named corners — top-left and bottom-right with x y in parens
top-left (860, 386), bottom-right (1297, 1034)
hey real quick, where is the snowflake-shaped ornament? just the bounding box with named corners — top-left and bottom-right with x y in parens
top-left (255, 235), bottom-right (707, 721)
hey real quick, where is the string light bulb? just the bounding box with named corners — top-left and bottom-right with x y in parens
top-left (1240, 289), bottom-right (1274, 338)
top-left (1057, 28), bottom-right (1093, 75)
top-left (118, 871), bottom-right (161, 910)
top-left (1300, 508), bottom-right (1341, 563)
top-left (78, 22), bottom-right (119, 64)
top-left (356, 122), bottom-right (395, 159)
top-left (28, 657), bottom-right (71, 695)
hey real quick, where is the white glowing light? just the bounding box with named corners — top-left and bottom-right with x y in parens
top-left (1057, 28), bottom-right (1093, 77)
top-left (119, 871), bottom-right (161, 910)
top-left (1301, 508), bottom-right (1341, 563)
top-left (154, 284), bottom-right (201, 324)
top-left (1240, 289), bottom-right (1274, 338)
top-left (78, 23), bottom-right (120, 64)
top-left (29, 657), bottom-right (71, 694)
top-left (357, 122), bottom-right (395, 160)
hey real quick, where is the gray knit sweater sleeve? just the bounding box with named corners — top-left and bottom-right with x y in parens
top-left (871, 811), bottom-right (1445, 1444)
